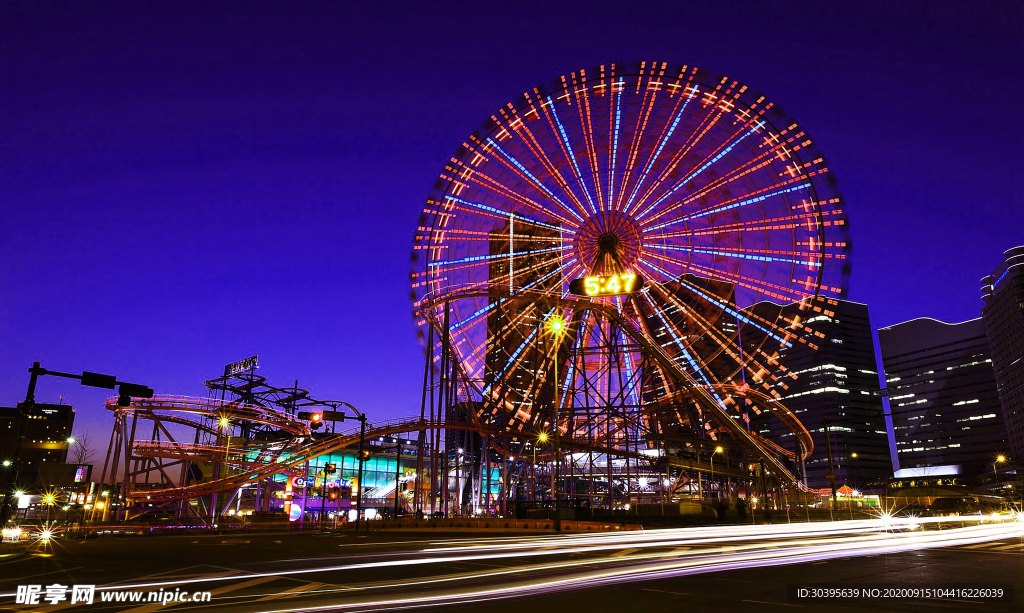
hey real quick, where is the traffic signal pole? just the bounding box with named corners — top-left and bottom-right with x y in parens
top-left (1, 362), bottom-right (152, 525)
top-left (356, 415), bottom-right (366, 532)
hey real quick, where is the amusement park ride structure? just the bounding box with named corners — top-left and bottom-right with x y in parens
top-left (97, 61), bottom-right (850, 523)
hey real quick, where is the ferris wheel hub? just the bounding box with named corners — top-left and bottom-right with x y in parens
top-left (574, 211), bottom-right (643, 274)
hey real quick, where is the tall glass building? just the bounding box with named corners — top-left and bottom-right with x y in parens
top-left (981, 246), bottom-right (1024, 461)
top-left (878, 317), bottom-right (1006, 475)
top-left (752, 300), bottom-right (890, 489)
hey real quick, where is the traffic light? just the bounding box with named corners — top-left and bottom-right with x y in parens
top-left (116, 382), bottom-right (154, 406)
top-left (328, 489), bottom-right (339, 501)
top-left (325, 463), bottom-right (336, 474)
top-left (297, 411), bottom-right (324, 428)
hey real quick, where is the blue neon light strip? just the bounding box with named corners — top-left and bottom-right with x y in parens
top-left (646, 244), bottom-right (822, 268)
top-left (485, 138), bottom-right (584, 223)
top-left (428, 244), bottom-right (563, 268)
top-left (639, 257), bottom-right (792, 349)
top-left (482, 309), bottom-right (553, 394)
top-left (644, 182), bottom-right (811, 232)
top-left (608, 79), bottom-right (623, 210)
top-left (445, 197), bottom-right (573, 234)
top-left (547, 96), bottom-right (598, 215)
top-left (635, 120), bottom-right (765, 221)
top-left (624, 88), bottom-right (696, 212)
top-left (645, 293), bottom-right (729, 411)
top-left (993, 268), bottom-right (1010, 289)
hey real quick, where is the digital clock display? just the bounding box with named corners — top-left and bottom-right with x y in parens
top-left (569, 273), bottom-right (644, 297)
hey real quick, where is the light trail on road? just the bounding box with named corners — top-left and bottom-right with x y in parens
top-left (3, 517), bottom-right (1020, 611)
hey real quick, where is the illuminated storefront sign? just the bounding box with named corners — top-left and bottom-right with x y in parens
top-left (290, 476), bottom-right (348, 489)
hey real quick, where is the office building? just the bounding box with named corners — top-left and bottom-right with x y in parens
top-left (981, 246), bottom-right (1024, 459)
top-left (0, 403), bottom-right (75, 486)
top-left (752, 300), bottom-right (890, 489)
top-left (879, 318), bottom-right (1006, 475)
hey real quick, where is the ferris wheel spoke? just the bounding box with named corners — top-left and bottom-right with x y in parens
top-left (503, 107), bottom-right (592, 221)
top-left (612, 75), bottom-right (660, 213)
top-left (646, 243), bottom-right (822, 269)
top-left (640, 291), bottom-right (730, 407)
top-left (638, 256), bottom-right (796, 353)
top-left (570, 70), bottom-right (607, 212)
top-left (475, 135), bottom-right (586, 225)
top-left (648, 208), bottom-right (844, 240)
top-left (623, 97), bottom-right (727, 218)
top-left (442, 196), bottom-right (571, 234)
top-left (459, 161), bottom-right (582, 228)
top-left (538, 97), bottom-right (599, 216)
top-left (620, 81), bottom-right (697, 213)
top-left (606, 77), bottom-right (624, 211)
top-left (641, 179), bottom-right (814, 232)
top-left (633, 118), bottom-right (766, 223)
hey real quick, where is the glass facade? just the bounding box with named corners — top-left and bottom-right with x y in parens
top-left (879, 317), bottom-right (1007, 474)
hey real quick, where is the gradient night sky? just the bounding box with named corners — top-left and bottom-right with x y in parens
top-left (2, 1), bottom-right (1021, 448)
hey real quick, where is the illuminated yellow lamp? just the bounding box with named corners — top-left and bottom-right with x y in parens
top-left (546, 315), bottom-right (565, 335)
top-left (219, 417), bottom-right (230, 429)
top-left (538, 432), bottom-right (548, 443)
top-left (714, 446), bottom-right (724, 453)
top-left (851, 452), bottom-right (858, 458)
top-left (996, 455), bottom-right (1006, 463)
top-left (44, 495), bottom-right (55, 505)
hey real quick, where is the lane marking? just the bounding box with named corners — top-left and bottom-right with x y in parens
top-left (610, 548), bottom-right (642, 557)
top-left (120, 575), bottom-right (279, 613)
top-left (742, 599), bottom-right (802, 607)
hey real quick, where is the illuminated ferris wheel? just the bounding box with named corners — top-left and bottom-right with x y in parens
top-left (411, 61), bottom-right (849, 483)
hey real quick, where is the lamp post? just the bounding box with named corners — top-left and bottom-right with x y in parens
top-left (214, 417), bottom-right (231, 528)
top-left (534, 432), bottom-right (547, 501)
top-left (546, 314), bottom-right (565, 532)
top-left (994, 455), bottom-right (1006, 477)
top-left (710, 446), bottom-right (724, 499)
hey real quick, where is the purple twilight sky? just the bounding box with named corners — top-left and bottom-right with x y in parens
top-left (1, 1), bottom-right (1021, 448)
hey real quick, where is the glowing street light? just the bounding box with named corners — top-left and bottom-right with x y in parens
top-left (710, 446), bottom-right (724, 499)
top-left (543, 312), bottom-right (567, 531)
top-left (66, 437), bottom-right (76, 445)
top-left (994, 455), bottom-right (1006, 477)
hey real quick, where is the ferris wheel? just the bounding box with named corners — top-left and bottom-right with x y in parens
top-left (410, 62), bottom-right (849, 482)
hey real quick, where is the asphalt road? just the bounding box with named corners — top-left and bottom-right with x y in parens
top-left (1, 519), bottom-right (1021, 612)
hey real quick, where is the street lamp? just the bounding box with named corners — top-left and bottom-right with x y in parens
top-left (710, 446), bottom-right (724, 499)
top-left (994, 455), bottom-right (1006, 477)
top-left (545, 314), bottom-right (566, 531)
top-left (214, 417), bottom-right (231, 527)
top-left (533, 432), bottom-right (548, 501)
